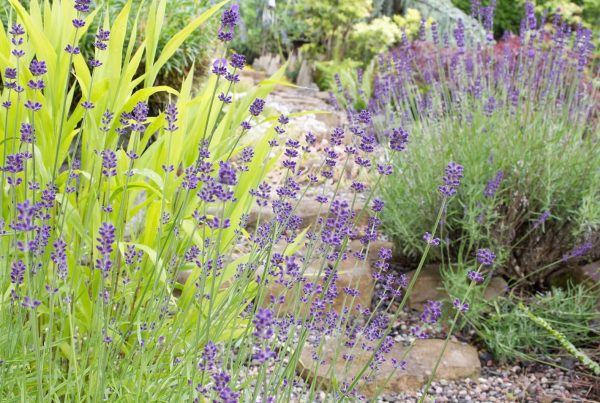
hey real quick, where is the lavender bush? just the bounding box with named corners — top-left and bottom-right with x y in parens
top-left (363, 2), bottom-right (599, 282)
top-left (0, 0), bottom-right (501, 401)
top-left (322, 0), bottom-right (600, 377)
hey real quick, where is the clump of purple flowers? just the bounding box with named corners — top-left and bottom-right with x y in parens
top-left (217, 4), bottom-right (239, 42)
top-left (476, 248), bottom-right (496, 266)
top-left (439, 162), bottom-right (464, 197)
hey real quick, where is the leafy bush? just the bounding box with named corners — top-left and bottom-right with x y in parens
top-left (348, 16), bottom-right (401, 63)
top-left (294, 0), bottom-right (372, 60)
top-left (231, 0), bottom-right (304, 63)
top-left (368, 3), bottom-right (599, 281)
top-left (440, 259), bottom-right (599, 362)
top-left (475, 285), bottom-right (599, 362)
top-left (392, 8), bottom-right (430, 39)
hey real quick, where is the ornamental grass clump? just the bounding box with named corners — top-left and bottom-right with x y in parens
top-left (0, 0), bottom-right (493, 401)
top-left (366, 1), bottom-right (599, 282)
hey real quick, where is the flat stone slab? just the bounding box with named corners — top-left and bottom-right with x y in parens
top-left (298, 337), bottom-right (481, 398)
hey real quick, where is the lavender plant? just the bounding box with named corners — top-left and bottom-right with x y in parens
top-left (0, 0), bottom-right (478, 401)
top-left (366, 1), bottom-right (599, 282)
top-left (325, 0), bottom-right (599, 389)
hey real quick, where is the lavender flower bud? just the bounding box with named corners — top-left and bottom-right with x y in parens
top-left (476, 248), bottom-right (496, 266)
top-left (29, 60), bottom-right (47, 76)
top-left (249, 98), bottom-right (265, 116)
top-left (438, 162), bottom-right (464, 197)
top-left (230, 53), bottom-right (245, 70)
top-left (467, 270), bottom-right (484, 284)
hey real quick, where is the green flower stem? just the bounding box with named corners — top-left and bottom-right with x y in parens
top-left (418, 265), bottom-right (482, 403)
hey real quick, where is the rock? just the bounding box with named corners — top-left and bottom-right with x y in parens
top-left (296, 59), bottom-right (317, 89)
top-left (239, 69), bottom-right (268, 86)
top-left (407, 265), bottom-right (446, 311)
top-left (251, 53), bottom-right (282, 76)
top-left (297, 337), bottom-right (481, 397)
top-left (548, 260), bottom-right (600, 289)
top-left (246, 198), bottom-right (366, 232)
top-left (266, 255), bottom-right (374, 317)
top-left (407, 265), bottom-right (507, 311)
top-left (315, 91), bottom-right (332, 101)
top-left (348, 239), bottom-right (394, 266)
top-left (314, 111), bottom-right (344, 129)
top-left (484, 277), bottom-right (508, 300)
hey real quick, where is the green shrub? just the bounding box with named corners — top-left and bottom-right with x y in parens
top-left (232, 0), bottom-right (305, 63)
top-left (441, 262), bottom-right (599, 363)
top-left (475, 285), bottom-right (599, 361)
top-left (347, 16), bottom-right (400, 63)
top-left (372, 8), bottom-right (600, 280)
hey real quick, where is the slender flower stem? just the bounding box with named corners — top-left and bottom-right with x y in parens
top-left (418, 266), bottom-right (482, 403)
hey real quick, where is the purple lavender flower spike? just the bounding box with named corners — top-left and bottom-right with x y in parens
top-left (10, 260), bottom-right (26, 285)
top-left (95, 222), bottom-right (116, 276)
top-left (51, 238), bottom-right (68, 279)
top-left (22, 296), bottom-right (42, 310)
top-left (74, 0), bottom-right (92, 13)
top-left (438, 162), bottom-right (464, 197)
top-left (9, 24), bottom-right (25, 37)
top-left (453, 298), bottom-right (469, 312)
top-left (4, 67), bottom-right (17, 80)
top-left (421, 300), bottom-right (442, 325)
top-left (389, 127), bottom-right (409, 151)
top-left (372, 198), bottom-right (385, 212)
top-left (249, 98), bottom-right (265, 116)
top-left (217, 161), bottom-right (237, 185)
top-left (212, 58), bottom-right (228, 76)
top-left (467, 270), bottom-right (485, 284)
top-left (164, 103), bottom-right (179, 132)
top-left (483, 171), bottom-right (504, 198)
top-left (533, 210), bottom-right (551, 229)
top-left (65, 44), bottom-right (81, 55)
top-left (72, 18), bottom-right (86, 28)
top-left (253, 308), bottom-right (274, 340)
top-left (562, 242), bottom-right (593, 262)
top-left (29, 60), bottom-right (47, 76)
top-left (230, 53), bottom-right (245, 70)
top-left (423, 232), bottom-right (440, 246)
top-left (19, 123), bottom-right (35, 144)
top-left (454, 19), bottom-right (465, 50)
top-left (476, 248), bottom-right (496, 266)
top-left (101, 149), bottom-right (117, 177)
top-left (218, 4), bottom-right (240, 42)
